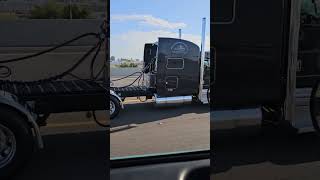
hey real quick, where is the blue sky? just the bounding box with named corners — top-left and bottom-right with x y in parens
top-left (111, 0), bottom-right (210, 60)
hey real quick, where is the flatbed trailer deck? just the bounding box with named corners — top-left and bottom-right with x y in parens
top-left (0, 19), bottom-right (109, 178)
top-left (0, 80), bottom-right (108, 113)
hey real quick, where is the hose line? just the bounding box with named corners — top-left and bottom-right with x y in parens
top-left (0, 20), bottom-right (109, 128)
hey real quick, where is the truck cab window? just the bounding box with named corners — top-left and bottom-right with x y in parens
top-left (204, 51), bottom-right (210, 68)
top-left (204, 60), bottom-right (209, 67)
top-left (301, 0), bottom-right (320, 24)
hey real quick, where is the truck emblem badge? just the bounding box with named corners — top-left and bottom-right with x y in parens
top-left (171, 42), bottom-right (188, 55)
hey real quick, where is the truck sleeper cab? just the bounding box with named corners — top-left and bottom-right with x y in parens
top-left (110, 37), bottom-right (210, 119)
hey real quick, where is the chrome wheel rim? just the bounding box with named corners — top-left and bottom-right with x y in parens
top-left (0, 124), bottom-right (16, 168)
top-left (110, 101), bottom-right (115, 116)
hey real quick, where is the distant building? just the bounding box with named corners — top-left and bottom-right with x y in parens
top-left (0, 0), bottom-right (106, 19)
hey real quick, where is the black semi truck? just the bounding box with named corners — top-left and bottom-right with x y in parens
top-left (212, 0), bottom-right (320, 133)
top-left (110, 19), bottom-right (210, 119)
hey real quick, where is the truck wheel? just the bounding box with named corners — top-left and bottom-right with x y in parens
top-left (0, 108), bottom-right (34, 179)
top-left (310, 81), bottom-right (320, 135)
top-left (110, 96), bottom-right (121, 119)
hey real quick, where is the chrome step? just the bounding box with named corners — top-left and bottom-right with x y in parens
top-left (200, 89), bottom-right (209, 104)
top-left (292, 88), bottom-right (314, 133)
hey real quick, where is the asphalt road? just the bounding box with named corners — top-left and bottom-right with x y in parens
top-left (110, 98), bottom-right (210, 158)
top-left (12, 112), bottom-right (108, 180)
top-left (111, 69), bottom-right (320, 179)
top-left (110, 70), bottom-right (210, 158)
top-left (212, 126), bottom-right (320, 180)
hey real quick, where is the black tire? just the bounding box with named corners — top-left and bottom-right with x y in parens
top-left (310, 81), bottom-right (320, 134)
top-left (110, 96), bottom-right (121, 119)
top-left (0, 107), bottom-right (34, 179)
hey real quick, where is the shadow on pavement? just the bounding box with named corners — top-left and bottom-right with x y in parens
top-left (211, 126), bottom-right (320, 174)
top-left (111, 102), bottom-right (209, 128)
top-left (13, 131), bottom-right (108, 180)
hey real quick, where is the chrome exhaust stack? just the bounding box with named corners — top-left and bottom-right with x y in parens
top-left (198, 17), bottom-right (207, 103)
top-left (155, 95), bottom-right (193, 106)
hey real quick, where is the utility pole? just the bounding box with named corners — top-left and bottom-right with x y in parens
top-left (69, 0), bottom-right (73, 19)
